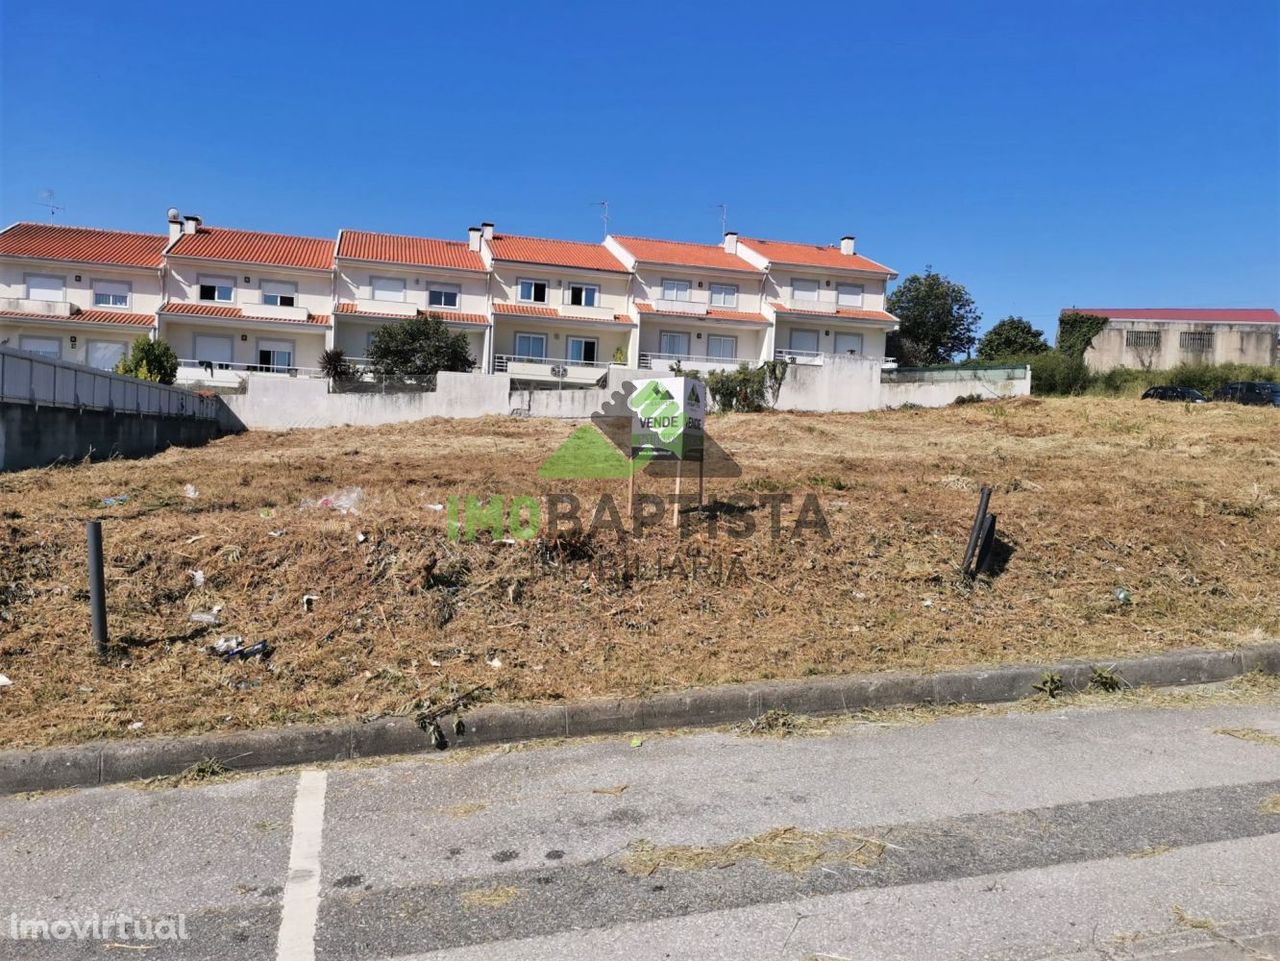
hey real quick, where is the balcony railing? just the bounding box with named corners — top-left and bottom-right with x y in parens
top-left (784, 297), bottom-right (839, 314)
top-left (238, 290), bottom-right (312, 322)
top-left (773, 349), bottom-right (891, 368)
top-left (638, 351), bottom-right (741, 371)
top-left (650, 298), bottom-right (708, 316)
top-left (175, 358), bottom-right (323, 383)
top-left (0, 297), bottom-right (77, 317)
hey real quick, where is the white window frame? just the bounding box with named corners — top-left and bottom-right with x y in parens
top-left (371, 276), bottom-right (406, 303)
top-left (85, 339), bottom-right (129, 370)
top-left (427, 283), bottom-right (461, 309)
top-left (566, 336), bottom-right (599, 364)
top-left (256, 337), bottom-right (296, 372)
top-left (836, 283), bottom-right (864, 308)
top-left (518, 278), bottom-right (550, 304)
top-left (198, 274), bottom-right (235, 303)
top-left (19, 334), bottom-right (62, 358)
top-left (91, 279), bottom-right (131, 308)
top-left (515, 331), bottom-right (547, 359)
top-left (661, 278), bottom-right (692, 302)
top-left (261, 279), bottom-right (298, 307)
top-left (706, 334), bottom-right (737, 359)
top-left (193, 333), bottom-right (234, 368)
top-left (25, 273), bottom-right (65, 302)
top-left (792, 278), bottom-right (820, 302)
top-left (659, 330), bottom-right (691, 356)
top-left (566, 283), bottom-right (599, 308)
top-left (709, 283), bottom-right (738, 309)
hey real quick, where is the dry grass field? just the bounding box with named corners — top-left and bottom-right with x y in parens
top-left (0, 396), bottom-right (1277, 748)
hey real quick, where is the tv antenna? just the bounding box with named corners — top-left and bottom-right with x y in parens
top-left (34, 189), bottom-right (64, 224)
top-left (591, 200), bottom-right (609, 236)
top-left (716, 203), bottom-right (728, 235)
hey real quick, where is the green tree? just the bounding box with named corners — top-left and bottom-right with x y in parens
top-left (886, 268), bottom-right (980, 365)
top-left (114, 336), bottom-right (178, 384)
top-left (367, 313), bottom-right (474, 376)
top-left (977, 316), bottom-right (1050, 360)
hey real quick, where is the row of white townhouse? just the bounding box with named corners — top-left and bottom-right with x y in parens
top-left (0, 211), bottom-right (900, 386)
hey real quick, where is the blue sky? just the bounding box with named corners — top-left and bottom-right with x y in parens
top-left (2, 0), bottom-right (1276, 339)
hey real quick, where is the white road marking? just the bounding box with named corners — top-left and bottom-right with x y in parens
top-left (276, 769), bottom-right (328, 961)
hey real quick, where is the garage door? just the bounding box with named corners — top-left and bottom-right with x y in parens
top-left (87, 340), bottom-right (128, 371)
top-left (193, 335), bottom-right (233, 368)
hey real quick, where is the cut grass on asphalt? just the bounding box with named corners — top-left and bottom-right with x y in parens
top-left (0, 397), bottom-right (1277, 748)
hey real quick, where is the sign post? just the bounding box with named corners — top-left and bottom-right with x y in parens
top-left (627, 377), bottom-right (706, 529)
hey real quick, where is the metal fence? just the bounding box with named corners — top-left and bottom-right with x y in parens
top-left (879, 364), bottom-right (1030, 384)
top-left (0, 346), bottom-right (224, 421)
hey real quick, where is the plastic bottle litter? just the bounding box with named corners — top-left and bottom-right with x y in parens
top-left (190, 605), bottom-right (223, 626)
top-left (128, 721), bottom-right (144, 731)
top-left (217, 640), bottom-right (271, 662)
top-left (0, 675), bottom-right (12, 689)
top-left (102, 494), bottom-right (129, 507)
top-left (189, 569), bottom-right (206, 588)
top-left (425, 503), bottom-right (445, 512)
top-left (268, 530), bottom-right (285, 538)
top-left (1113, 587), bottom-right (1133, 606)
top-left (183, 484), bottom-right (200, 499)
top-left (302, 594), bottom-right (317, 613)
top-left (213, 635), bottom-right (244, 654)
top-left (301, 487), bottom-right (364, 514)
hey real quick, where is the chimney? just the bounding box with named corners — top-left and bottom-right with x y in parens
top-left (481, 222), bottom-right (494, 241)
top-left (167, 207), bottom-right (183, 243)
top-left (183, 214), bottom-right (203, 236)
top-left (840, 235), bottom-right (856, 255)
top-left (467, 226), bottom-right (481, 252)
top-left (723, 231), bottom-right (738, 255)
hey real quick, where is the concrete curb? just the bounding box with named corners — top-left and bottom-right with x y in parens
top-left (3, 643), bottom-right (1277, 796)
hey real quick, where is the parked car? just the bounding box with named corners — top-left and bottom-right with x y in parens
top-left (1141, 386), bottom-right (1207, 403)
top-left (1211, 381), bottom-right (1280, 406)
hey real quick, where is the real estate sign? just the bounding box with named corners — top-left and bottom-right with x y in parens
top-left (628, 377), bottom-right (705, 462)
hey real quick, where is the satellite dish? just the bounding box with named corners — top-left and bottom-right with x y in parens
top-left (167, 207), bottom-right (181, 221)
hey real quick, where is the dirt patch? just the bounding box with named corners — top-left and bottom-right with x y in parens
top-left (460, 885), bottom-right (520, 908)
top-left (1214, 727), bottom-right (1280, 748)
top-left (0, 398), bottom-right (1277, 748)
top-left (621, 826), bottom-right (886, 876)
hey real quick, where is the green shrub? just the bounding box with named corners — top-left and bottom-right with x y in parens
top-left (114, 336), bottom-right (178, 384)
top-left (1085, 363), bottom-right (1280, 397)
top-left (1026, 350), bottom-right (1090, 395)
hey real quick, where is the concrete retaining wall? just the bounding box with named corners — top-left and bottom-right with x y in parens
top-left (880, 366), bottom-right (1031, 408)
top-left (1, 402), bottom-right (231, 471)
top-left (775, 355), bottom-right (883, 412)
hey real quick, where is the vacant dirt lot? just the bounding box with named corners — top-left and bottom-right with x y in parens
top-left (1, 397), bottom-right (1277, 748)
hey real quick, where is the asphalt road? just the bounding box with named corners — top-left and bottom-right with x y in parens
top-left (3, 693), bottom-right (1279, 960)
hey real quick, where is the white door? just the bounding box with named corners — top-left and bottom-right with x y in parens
top-left (87, 340), bottom-right (128, 371)
top-left (659, 331), bottom-right (690, 356)
top-left (789, 329), bottom-right (820, 353)
top-left (19, 335), bottom-right (61, 358)
top-left (833, 332), bottom-right (863, 355)
top-left (193, 334), bottom-right (233, 368)
top-left (567, 337), bottom-right (597, 363)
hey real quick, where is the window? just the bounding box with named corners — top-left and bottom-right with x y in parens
top-left (86, 340), bottom-right (127, 370)
top-left (19, 335), bottom-right (61, 358)
top-left (792, 278), bottom-right (820, 302)
top-left (193, 334), bottom-right (233, 368)
top-left (1179, 331), bottom-right (1214, 352)
top-left (518, 278), bottom-right (549, 303)
top-left (568, 283), bottom-right (598, 307)
top-left (661, 278), bottom-right (691, 302)
top-left (837, 283), bottom-right (864, 308)
top-left (707, 334), bottom-right (737, 360)
top-left (834, 332), bottom-right (864, 355)
top-left (709, 284), bottom-right (738, 309)
top-left (515, 332), bottom-right (546, 359)
top-left (567, 337), bottom-right (598, 363)
top-left (428, 284), bottom-right (460, 309)
top-left (261, 280), bottom-right (297, 307)
top-left (26, 274), bottom-right (65, 302)
top-left (198, 275), bottom-right (234, 303)
top-left (372, 276), bottom-right (406, 303)
top-left (92, 279), bottom-right (130, 308)
top-left (1125, 330), bottom-right (1162, 350)
top-left (257, 339), bottom-right (295, 372)
top-left (789, 329), bottom-right (820, 352)
top-left (659, 331), bottom-right (691, 356)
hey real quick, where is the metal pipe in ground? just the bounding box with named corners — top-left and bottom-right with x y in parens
top-left (86, 520), bottom-right (108, 658)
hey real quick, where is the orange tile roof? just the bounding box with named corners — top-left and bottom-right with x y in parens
top-left (0, 307), bottom-right (155, 328)
top-left (493, 302), bottom-right (633, 325)
top-left (168, 227), bottom-right (333, 271)
top-left (336, 230), bottom-right (485, 272)
top-left (488, 234), bottom-right (627, 272)
top-left (771, 302), bottom-right (898, 324)
top-left (159, 300), bottom-right (331, 326)
top-left (334, 302), bottom-right (489, 325)
top-left (635, 302), bottom-right (770, 325)
top-left (743, 238), bottom-right (895, 275)
top-left (612, 236), bottom-right (761, 273)
top-left (0, 222), bottom-right (167, 268)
